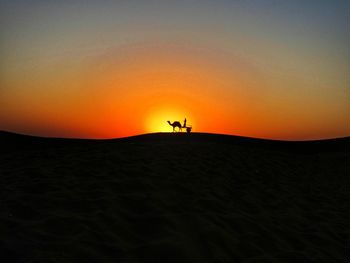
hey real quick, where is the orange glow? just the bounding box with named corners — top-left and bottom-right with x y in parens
top-left (2, 2), bottom-right (350, 140)
top-left (74, 44), bottom-right (260, 138)
top-left (1, 43), bottom-right (349, 140)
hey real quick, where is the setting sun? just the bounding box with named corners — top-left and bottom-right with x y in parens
top-left (145, 107), bottom-right (195, 133)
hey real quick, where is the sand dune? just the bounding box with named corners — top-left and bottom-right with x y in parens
top-left (1, 131), bottom-right (349, 262)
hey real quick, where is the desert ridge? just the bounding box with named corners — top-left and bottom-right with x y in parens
top-left (1, 131), bottom-right (349, 262)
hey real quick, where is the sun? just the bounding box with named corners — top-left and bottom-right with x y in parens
top-left (145, 108), bottom-right (193, 133)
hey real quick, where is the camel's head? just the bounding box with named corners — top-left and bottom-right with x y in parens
top-left (167, 120), bottom-right (171, 125)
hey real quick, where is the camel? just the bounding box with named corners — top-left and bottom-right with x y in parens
top-left (167, 121), bottom-right (182, 132)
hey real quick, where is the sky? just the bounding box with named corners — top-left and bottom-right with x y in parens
top-left (1, 0), bottom-right (349, 140)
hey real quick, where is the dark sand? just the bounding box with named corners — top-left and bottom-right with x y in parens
top-left (1, 131), bottom-right (349, 262)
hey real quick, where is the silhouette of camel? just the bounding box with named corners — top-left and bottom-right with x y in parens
top-left (167, 121), bottom-right (182, 132)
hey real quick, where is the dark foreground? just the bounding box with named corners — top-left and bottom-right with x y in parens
top-left (1, 131), bottom-right (349, 262)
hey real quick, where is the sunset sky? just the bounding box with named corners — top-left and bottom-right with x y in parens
top-left (1, 0), bottom-right (349, 140)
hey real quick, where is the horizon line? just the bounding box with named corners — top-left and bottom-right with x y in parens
top-left (1, 130), bottom-right (349, 143)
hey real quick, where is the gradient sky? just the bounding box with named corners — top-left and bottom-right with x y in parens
top-left (1, 0), bottom-right (349, 140)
